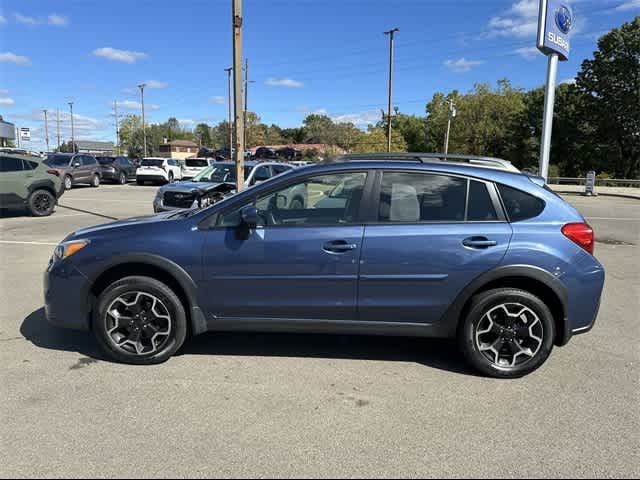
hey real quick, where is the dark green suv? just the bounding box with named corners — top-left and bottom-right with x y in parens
top-left (0, 154), bottom-right (64, 216)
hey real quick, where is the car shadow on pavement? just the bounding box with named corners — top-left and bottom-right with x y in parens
top-left (21, 308), bottom-right (478, 376)
top-left (20, 308), bottom-right (106, 360)
top-left (180, 331), bottom-right (479, 376)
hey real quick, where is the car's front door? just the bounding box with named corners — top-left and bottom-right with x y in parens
top-left (358, 171), bottom-right (513, 324)
top-left (0, 156), bottom-right (29, 207)
top-left (201, 171), bottom-right (369, 321)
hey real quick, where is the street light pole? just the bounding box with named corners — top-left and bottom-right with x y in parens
top-left (443, 99), bottom-right (456, 158)
top-left (137, 83), bottom-right (147, 157)
top-left (56, 109), bottom-right (61, 151)
top-left (384, 27), bottom-right (399, 153)
top-left (68, 102), bottom-right (75, 153)
top-left (114, 100), bottom-right (120, 155)
top-left (243, 58), bottom-right (249, 150)
top-left (42, 109), bottom-right (50, 152)
top-left (224, 67), bottom-right (233, 154)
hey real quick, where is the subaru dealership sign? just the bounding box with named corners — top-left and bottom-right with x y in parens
top-left (537, 0), bottom-right (573, 61)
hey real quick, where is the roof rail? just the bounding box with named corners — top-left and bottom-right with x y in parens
top-left (327, 152), bottom-right (520, 172)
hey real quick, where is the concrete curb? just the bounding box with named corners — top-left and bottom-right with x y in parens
top-left (553, 190), bottom-right (640, 201)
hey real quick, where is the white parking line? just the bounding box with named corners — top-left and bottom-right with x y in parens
top-left (0, 240), bottom-right (58, 246)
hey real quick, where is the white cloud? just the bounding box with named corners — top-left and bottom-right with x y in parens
top-left (0, 89), bottom-right (8, 95)
top-left (516, 46), bottom-right (541, 61)
top-left (93, 47), bottom-right (148, 64)
top-left (48, 14), bottom-right (69, 26)
top-left (295, 106), bottom-right (328, 115)
top-left (265, 78), bottom-right (304, 88)
top-left (14, 13), bottom-right (39, 25)
top-left (115, 100), bottom-right (160, 111)
top-left (0, 15), bottom-right (7, 25)
top-left (560, 78), bottom-right (577, 85)
top-left (178, 119), bottom-right (195, 127)
top-left (486, 0), bottom-right (539, 38)
top-left (0, 52), bottom-right (31, 66)
top-left (144, 80), bottom-right (168, 89)
top-left (332, 110), bottom-right (380, 127)
top-left (209, 96), bottom-right (226, 105)
top-left (14, 109), bottom-right (106, 144)
top-left (615, 0), bottom-right (640, 11)
top-left (0, 97), bottom-right (15, 106)
top-left (444, 58), bottom-right (484, 73)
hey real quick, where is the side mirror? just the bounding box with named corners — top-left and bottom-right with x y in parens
top-left (240, 205), bottom-right (259, 229)
top-left (73, 162), bottom-right (81, 168)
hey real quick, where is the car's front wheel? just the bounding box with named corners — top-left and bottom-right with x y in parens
top-left (93, 276), bottom-right (188, 364)
top-left (118, 172), bottom-right (127, 185)
top-left (64, 175), bottom-right (73, 190)
top-left (458, 288), bottom-right (555, 378)
top-left (91, 174), bottom-right (100, 188)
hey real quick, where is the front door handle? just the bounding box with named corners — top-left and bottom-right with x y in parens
top-left (323, 240), bottom-right (357, 254)
top-left (463, 237), bottom-right (498, 249)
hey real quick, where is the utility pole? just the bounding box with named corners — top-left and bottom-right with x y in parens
top-left (232, 0), bottom-right (245, 192)
top-left (68, 102), bottom-right (75, 153)
top-left (384, 27), bottom-right (399, 153)
top-left (138, 83), bottom-right (147, 157)
top-left (56, 109), bottom-right (61, 151)
top-left (443, 99), bottom-right (456, 158)
top-left (224, 67), bottom-right (233, 154)
top-left (42, 109), bottom-right (50, 152)
top-left (113, 100), bottom-right (120, 155)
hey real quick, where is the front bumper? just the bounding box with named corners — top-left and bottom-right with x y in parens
top-left (44, 259), bottom-right (91, 331)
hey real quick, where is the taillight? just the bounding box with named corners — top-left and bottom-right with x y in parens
top-left (47, 169), bottom-right (60, 177)
top-left (562, 222), bottom-right (594, 255)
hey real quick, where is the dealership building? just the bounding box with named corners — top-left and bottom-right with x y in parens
top-left (0, 116), bottom-right (16, 147)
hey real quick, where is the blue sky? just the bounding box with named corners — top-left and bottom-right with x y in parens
top-left (1, 0), bottom-right (638, 150)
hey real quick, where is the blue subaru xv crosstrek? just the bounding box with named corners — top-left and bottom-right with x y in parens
top-left (44, 154), bottom-right (605, 378)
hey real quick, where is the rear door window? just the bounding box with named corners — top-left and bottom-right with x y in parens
top-left (497, 184), bottom-right (545, 222)
top-left (82, 156), bottom-right (97, 166)
top-left (0, 156), bottom-right (25, 172)
top-left (467, 180), bottom-right (498, 221)
top-left (378, 172), bottom-right (467, 222)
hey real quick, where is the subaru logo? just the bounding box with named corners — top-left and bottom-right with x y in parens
top-left (555, 5), bottom-right (573, 35)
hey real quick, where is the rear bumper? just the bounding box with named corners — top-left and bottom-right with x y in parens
top-left (137, 174), bottom-right (168, 183)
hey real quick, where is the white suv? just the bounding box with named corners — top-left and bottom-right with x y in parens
top-left (181, 157), bottom-right (216, 179)
top-left (136, 158), bottom-right (183, 185)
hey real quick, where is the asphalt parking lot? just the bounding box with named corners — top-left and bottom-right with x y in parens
top-left (1, 184), bottom-right (638, 478)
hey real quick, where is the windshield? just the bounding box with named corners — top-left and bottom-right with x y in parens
top-left (96, 157), bottom-right (115, 165)
top-left (141, 159), bottom-right (164, 167)
top-left (186, 159), bottom-right (209, 168)
top-left (45, 155), bottom-right (71, 166)
top-left (193, 164), bottom-right (252, 183)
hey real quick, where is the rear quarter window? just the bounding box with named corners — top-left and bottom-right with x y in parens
top-left (497, 184), bottom-right (545, 222)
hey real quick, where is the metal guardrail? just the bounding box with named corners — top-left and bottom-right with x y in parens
top-left (548, 177), bottom-right (640, 188)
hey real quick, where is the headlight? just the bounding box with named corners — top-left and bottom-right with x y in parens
top-left (54, 239), bottom-right (90, 260)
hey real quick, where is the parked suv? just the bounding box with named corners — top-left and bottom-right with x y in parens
top-left (181, 157), bottom-right (217, 180)
top-left (136, 158), bottom-right (182, 185)
top-left (45, 153), bottom-right (101, 190)
top-left (96, 156), bottom-right (137, 184)
top-left (0, 153), bottom-right (64, 216)
top-left (153, 161), bottom-right (294, 212)
top-left (44, 153), bottom-right (605, 378)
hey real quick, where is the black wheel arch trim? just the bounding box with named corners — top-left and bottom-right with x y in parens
top-left (83, 253), bottom-right (207, 335)
top-left (441, 264), bottom-right (570, 345)
top-left (27, 179), bottom-right (58, 197)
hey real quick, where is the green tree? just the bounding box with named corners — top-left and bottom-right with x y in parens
top-left (351, 126), bottom-right (407, 153)
top-left (194, 123), bottom-right (212, 147)
top-left (575, 17), bottom-right (640, 178)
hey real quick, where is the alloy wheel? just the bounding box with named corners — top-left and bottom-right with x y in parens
top-left (105, 291), bottom-right (172, 355)
top-left (33, 192), bottom-right (53, 215)
top-left (475, 303), bottom-right (544, 368)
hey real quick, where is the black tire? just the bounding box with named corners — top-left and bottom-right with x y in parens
top-left (92, 276), bottom-right (188, 365)
top-left (91, 174), bottom-right (100, 188)
top-left (64, 175), bottom-right (73, 190)
top-left (168, 172), bottom-right (174, 184)
top-left (27, 189), bottom-right (56, 217)
top-left (118, 172), bottom-right (127, 185)
top-left (458, 288), bottom-right (555, 379)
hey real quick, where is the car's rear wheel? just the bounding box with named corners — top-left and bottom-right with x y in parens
top-left (458, 288), bottom-right (555, 378)
top-left (64, 175), bottom-right (73, 190)
top-left (118, 172), bottom-right (127, 185)
top-left (91, 174), bottom-right (100, 188)
top-left (93, 276), bottom-right (187, 365)
top-left (28, 189), bottom-right (56, 217)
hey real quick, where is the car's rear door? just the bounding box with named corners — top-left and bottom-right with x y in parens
top-left (0, 156), bottom-right (29, 207)
top-left (358, 170), bottom-right (513, 324)
top-left (201, 170), bottom-right (370, 321)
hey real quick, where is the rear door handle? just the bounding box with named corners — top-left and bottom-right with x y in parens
top-left (323, 240), bottom-right (357, 254)
top-left (463, 237), bottom-right (498, 249)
